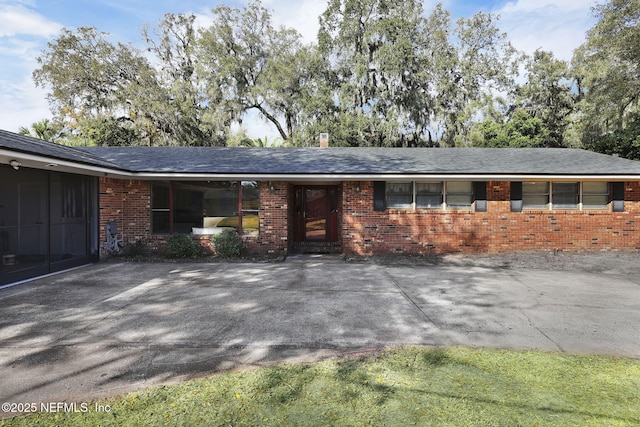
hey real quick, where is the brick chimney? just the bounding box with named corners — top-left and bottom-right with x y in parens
top-left (319, 133), bottom-right (329, 148)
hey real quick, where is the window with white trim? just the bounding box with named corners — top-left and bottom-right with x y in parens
top-left (552, 182), bottom-right (579, 209)
top-left (582, 182), bottom-right (609, 209)
top-left (416, 182), bottom-right (444, 209)
top-left (385, 181), bottom-right (473, 210)
top-left (522, 182), bottom-right (549, 209)
top-left (385, 182), bottom-right (413, 208)
top-left (521, 181), bottom-right (610, 210)
top-left (445, 181), bottom-right (474, 208)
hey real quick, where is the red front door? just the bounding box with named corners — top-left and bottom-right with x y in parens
top-left (293, 185), bottom-right (339, 243)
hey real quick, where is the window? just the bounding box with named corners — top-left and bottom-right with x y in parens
top-left (523, 182), bottom-right (549, 209)
top-left (445, 182), bottom-right (473, 209)
top-left (240, 181), bottom-right (260, 230)
top-left (519, 181), bottom-right (611, 211)
top-left (552, 182), bottom-right (579, 209)
top-left (386, 182), bottom-right (412, 208)
top-left (582, 182), bottom-right (609, 209)
top-left (383, 181), bottom-right (473, 210)
top-left (416, 182), bottom-right (444, 209)
top-left (152, 181), bottom-right (260, 235)
top-left (151, 182), bottom-right (170, 234)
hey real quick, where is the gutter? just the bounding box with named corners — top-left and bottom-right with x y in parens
top-left (125, 173), bottom-right (640, 182)
top-left (0, 149), bottom-right (126, 177)
top-left (2, 149), bottom-right (640, 182)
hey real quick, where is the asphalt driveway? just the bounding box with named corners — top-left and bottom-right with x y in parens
top-left (1, 253), bottom-right (640, 408)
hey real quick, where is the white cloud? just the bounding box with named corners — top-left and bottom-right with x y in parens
top-left (493, 0), bottom-right (598, 61)
top-left (0, 76), bottom-right (52, 132)
top-left (0, 1), bottom-right (62, 132)
top-left (265, 0), bottom-right (327, 44)
top-left (0, 2), bottom-right (60, 131)
top-left (0, 2), bottom-right (61, 37)
top-left (0, 37), bottom-right (42, 61)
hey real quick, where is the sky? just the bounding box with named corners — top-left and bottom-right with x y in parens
top-left (0, 0), bottom-right (599, 137)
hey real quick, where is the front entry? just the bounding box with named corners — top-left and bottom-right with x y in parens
top-left (293, 185), bottom-right (340, 249)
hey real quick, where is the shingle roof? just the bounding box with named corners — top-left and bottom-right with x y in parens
top-left (0, 129), bottom-right (122, 170)
top-left (79, 146), bottom-right (640, 176)
top-left (3, 129), bottom-right (640, 177)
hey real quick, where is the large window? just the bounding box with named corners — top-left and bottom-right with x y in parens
top-left (385, 181), bottom-right (472, 210)
top-left (521, 181), bottom-right (610, 210)
top-left (152, 181), bottom-right (260, 235)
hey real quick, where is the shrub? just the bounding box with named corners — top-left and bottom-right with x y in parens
top-left (122, 239), bottom-right (146, 260)
top-left (213, 229), bottom-right (244, 259)
top-left (164, 234), bottom-right (202, 259)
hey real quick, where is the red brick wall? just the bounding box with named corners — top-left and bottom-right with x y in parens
top-left (99, 178), bottom-right (289, 258)
top-left (245, 181), bottom-right (289, 256)
top-left (99, 178), bottom-right (151, 256)
top-left (342, 181), bottom-right (640, 255)
top-left (100, 178), bottom-right (640, 258)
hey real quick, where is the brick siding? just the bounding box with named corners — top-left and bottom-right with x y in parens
top-left (342, 181), bottom-right (640, 255)
top-left (99, 178), bottom-right (288, 258)
top-left (99, 178), bottom-right (151, 256)
top-left (100, 178), bottom-right (640, 258)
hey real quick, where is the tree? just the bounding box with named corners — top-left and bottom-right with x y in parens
top-left (572, 0), bottom-right (640, 153)
top-left (141, 13), bottom-right (228, 146)
top-left (198, 1), bottom-right (322, 143)
top-left (19, 119), bottom-right (64, 142)
top-left (583, 114), bottom-right (640, 159)
top-left (471, 109), bottom-right (549, 147)
top-left (514, 50), bottom-right (576, 147)
top-left (33, 27), bottom-right (152, 144)
top-left (318, 1), bottom-right (520, 146)
top-left (319, 0), bottom-right (434, 146)
top-left (436, 8), bottom-right (520, 146)
top-left (31, 0), bottom-right (526, 148)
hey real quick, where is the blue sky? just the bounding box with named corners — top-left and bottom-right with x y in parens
top-left (0, 0), bottom-right (599, 136)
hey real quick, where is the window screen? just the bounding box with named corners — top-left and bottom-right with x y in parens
top-left (446, 182), bottom-right (473, 208)
top-left (386, 182), bottom-right (412, 208)
top-left (582, 182), bottom-right (609, 209)
top-left (416, 182), bottom-right (443, 209)
top-left (522, 182), bottom-right (549, 209)
top-left (552, 182), bottom-right (579, 209)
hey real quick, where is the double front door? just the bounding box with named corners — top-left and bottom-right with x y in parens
top-left (293, 185), bottom-right (339, 243)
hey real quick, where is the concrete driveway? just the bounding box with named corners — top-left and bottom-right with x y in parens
top-left (1, 253), bottom-right (639, 407)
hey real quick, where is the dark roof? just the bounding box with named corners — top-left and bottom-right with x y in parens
top-left (3, 129), bottom-right (640, 176)
top-left (0, 129), bottom-right (122, 170)
top-left (79, 146), bottom-right (640, 176)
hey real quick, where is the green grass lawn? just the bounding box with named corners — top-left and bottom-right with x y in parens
top-left (4, 346), bottom-right (640, 426)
